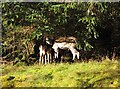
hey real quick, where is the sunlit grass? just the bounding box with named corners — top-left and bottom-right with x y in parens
top-left (1, 59), bottom-right (120, 87)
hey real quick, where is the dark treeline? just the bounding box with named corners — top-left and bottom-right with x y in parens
top-left (1, 2), bottom-right (120, 64)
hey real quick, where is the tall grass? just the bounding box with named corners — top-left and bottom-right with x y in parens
top-left (1, 59), bottom-right (120, 88)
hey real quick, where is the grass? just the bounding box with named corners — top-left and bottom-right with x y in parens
top-left (1, 59), bottom-right (120, 88)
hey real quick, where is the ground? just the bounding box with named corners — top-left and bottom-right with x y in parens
top-left (1, 58), bottom-right (120, 88)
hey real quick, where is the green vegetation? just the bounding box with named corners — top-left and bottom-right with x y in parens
top-left (1, 2), bottom-right (120, 88)
top-left (1, 59), bottom-right (120, 87)
top-left (2, 2), bottom-right (120, 61)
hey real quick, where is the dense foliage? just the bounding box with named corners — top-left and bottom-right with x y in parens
top-left (2, 2), bottom-right (120, 61)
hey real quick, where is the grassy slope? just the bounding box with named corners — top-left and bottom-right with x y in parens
top-left (1, 59), bottom-right (120, 88)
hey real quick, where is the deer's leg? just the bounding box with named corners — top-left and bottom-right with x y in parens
top-left (49, 54), bottom-right (51, 63)
top-left (57, 51), bottom-right (59, 58)
top-left (44, 54), bottom-right (46, 64)
top-left (54, 48), bottom-right (59, 59)
top-left (45, 54), bottom-right (47, 64)
top-left (39, 57), bottom-right (40, 65)
top-left (72, 53), bottom-right (75, 60)
top-left (77, 52), bottom-right (80, 59)
top-left (42, 55), bottom-right (44, 64)
top-left (47, 53), bottom-right (50, 64)
top-left (39, 54), bottom-right (42, 65)
top-left (55, 52), bottom-right (57, 59)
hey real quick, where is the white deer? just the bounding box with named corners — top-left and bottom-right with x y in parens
top-left (52, 42), bottom-right (79, 61)
top-left (39, 45), bottom-right (47, 64)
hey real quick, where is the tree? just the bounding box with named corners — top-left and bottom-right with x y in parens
top-left (2, 2), bottom-right (120, 61)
